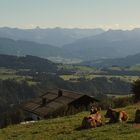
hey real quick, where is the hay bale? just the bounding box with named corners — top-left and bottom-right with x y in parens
top-left (135, 109), bottom-right (140, 123)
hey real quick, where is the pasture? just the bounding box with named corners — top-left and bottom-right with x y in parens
top-left (60, 74), bottom-right (139, 82)
top-left (0, 68), bottom-right (36, 85)
top-left (59, 64), bottom-right (140, 83)
top-left (0, 103), bottom-right (140, 140)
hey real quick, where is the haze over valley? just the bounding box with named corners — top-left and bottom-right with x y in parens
top-left (1, 27), bottom-right (140, 63)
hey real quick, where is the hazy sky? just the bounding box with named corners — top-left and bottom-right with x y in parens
top-left (0, 0), bottom-right (140, 29)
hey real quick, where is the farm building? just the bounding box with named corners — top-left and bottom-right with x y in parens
top-left (22, 89), bottom-right (98, 120)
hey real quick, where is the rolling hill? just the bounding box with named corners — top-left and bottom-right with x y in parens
top-left (0, 38), bottom-right (63, 59)
top-left (82, 53), bottom-right (140, 68)
top-left (0, 54), bottom-right (57, 72)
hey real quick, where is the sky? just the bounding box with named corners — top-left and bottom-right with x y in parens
top-left (0, 0), bottom-right (140, 29)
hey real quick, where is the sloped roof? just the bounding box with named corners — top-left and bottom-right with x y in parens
top-left (22, 89), bottom-right (98, 117)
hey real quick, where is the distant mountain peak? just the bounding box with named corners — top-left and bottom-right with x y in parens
top-left (0, 27), bottom-right (104, 46)
top-left (35, 26), bottom-right (41, 29)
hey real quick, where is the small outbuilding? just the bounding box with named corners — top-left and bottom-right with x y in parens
top-left (22, 89), bottom-right (99, 120)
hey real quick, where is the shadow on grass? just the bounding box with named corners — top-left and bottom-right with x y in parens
top-left (75, 123), bottom-right (105, 131)
top-left (126, 120), bottom-right (140, 128)
top-left (104, 120), bottom-right (134, 124)
top-left (75, 126), bottom-right (85, 131)
top-left (127, 120), bottom-right (135, 124)
top-left (75, 121), bottom-right (137, 131)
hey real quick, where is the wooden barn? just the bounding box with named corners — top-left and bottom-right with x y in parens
top-left (22, 89), bottom-right (99, 120)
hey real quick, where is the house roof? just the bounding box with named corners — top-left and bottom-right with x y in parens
top-left (22, 89), bottom-right (98, 117)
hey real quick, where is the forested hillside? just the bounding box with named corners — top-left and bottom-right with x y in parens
top-left (0, 54), bottom-right (57, 72)
top-left (0, 79), bottom-right (37, 113)
top-left (82, 53), bottom-right (140, 67)
top-left (0, 38), bottom-right (62, 58)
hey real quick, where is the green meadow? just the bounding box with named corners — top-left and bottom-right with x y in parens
top-left (60, 74), bottom-right (139, 82)
top-left (0, 68), bottom-right (36, 85)
top-left (0, 103), bottom-right (140, 140)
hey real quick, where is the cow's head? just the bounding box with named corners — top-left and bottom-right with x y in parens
top-left (90, 107), bottom-right (98, 114)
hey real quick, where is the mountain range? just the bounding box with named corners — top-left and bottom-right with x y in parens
top-left (0, 27), bottom-right (104, 47)
top-left (62, 28), bottom-right (140, 60)
top-left (1, 27), bottom-right (140, 62)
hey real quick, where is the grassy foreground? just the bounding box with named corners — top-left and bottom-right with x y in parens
top-left (0, 103), bottom-right (140, 140)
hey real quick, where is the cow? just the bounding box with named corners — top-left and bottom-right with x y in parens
top-left (105, 108), bottom-right (128, 123)
top-left (81, 107), bottom-right (102, 129)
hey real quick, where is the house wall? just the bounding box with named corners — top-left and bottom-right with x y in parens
top-left (29, 113), bottom-right (42, 120)
top-left (23, 111), bottom-right (42, 121)
top-left (45, 103), bottom-right (92, 118)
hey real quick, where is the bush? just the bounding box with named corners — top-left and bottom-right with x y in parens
top-left (113, 97), bottom-right (134, 108)
top-left (0, 109), bottom-right (25, 128)
top-left (97, 96), bottom-right (133, 110)
top-left (97, 98), bottom-right (115, 110)
top-left (132, 79), bottom-right (140, 102)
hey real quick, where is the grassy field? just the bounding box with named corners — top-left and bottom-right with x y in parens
top-left (59, 64), bottom-right (140, 82)
top-left (128, 65), bottom-right (140, 71)
top-left (60, 74), bottom-right (139, 82)
top-left (58, 64), bottom-right (97, 72)
top-left (0, 103), bottom-right (140, 140)
top-left (0, 68), bottom-right (36, 85)
top-left (48, 57), bottom-right (82, 64)
top-left (105, 65), bottom-right (140, 71)
top-left (0, 68), bottom-right (22, 79)
top-left (106, 94), bottom-right (133, 98)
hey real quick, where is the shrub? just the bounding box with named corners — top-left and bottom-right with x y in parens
top-left (132, 79), bottom-right (140, 102)
top-left (113, 97), bottom-right (134, 108)
top-left (97, 96), bottom-right (133, 110)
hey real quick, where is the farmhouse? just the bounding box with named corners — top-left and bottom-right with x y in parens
top-left (22, 89), bottom-right (98, 120)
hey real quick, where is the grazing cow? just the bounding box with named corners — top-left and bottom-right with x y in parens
top-left (105, 108), bottom-right (128, 123)
top-left (135, 109), bottom-right (140, 123)
top-left (81, 108), bottom-right (102, 129)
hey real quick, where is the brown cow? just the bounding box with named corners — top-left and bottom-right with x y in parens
top-left (81, 108), bottom-right (102, 129)
top-left (105, 108), bottom-right (128, 123)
